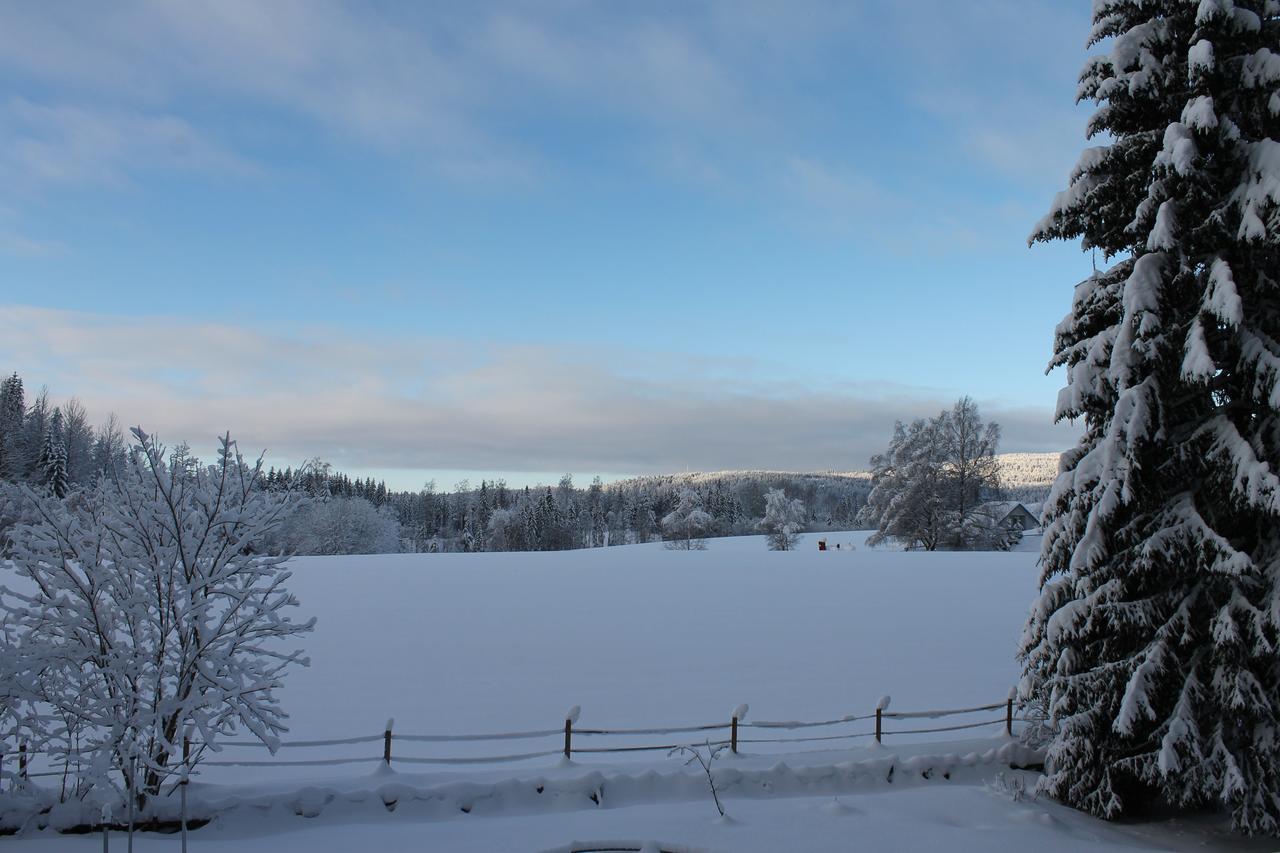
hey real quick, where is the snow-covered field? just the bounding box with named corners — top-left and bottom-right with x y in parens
top-left (7, 532), bottom-right (1264, 851)
top-left (272, 530), bottom-right (1033, 759)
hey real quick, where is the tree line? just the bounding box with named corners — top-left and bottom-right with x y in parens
top-left (0, 370), bottom-right (1040, 557)
top-left (0, 370), bottom-right (880, 556)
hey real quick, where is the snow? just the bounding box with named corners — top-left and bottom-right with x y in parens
top-left (1233, 139), bottom-right (1280, 242)
top-left (1188, 38), bottom-right (1215, 74)
top-left (1181, 317), bottom-right (1217, 382)
top-left (1159, 123), bottom-right (1198, 176)
top-left (155, 530), bottom-right (1029, 775)
top-left (8, 765), bottom-right (1267, 853)
top-left (1181, 95), bottom-right (1218, 131)
top-left (4, 531), bottom-right (1258, 849)
top-left (1206, 257), bottom-right (1244, 326)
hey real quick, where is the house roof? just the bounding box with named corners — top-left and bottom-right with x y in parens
top-left (977, 501), bottom-right (1035, 521)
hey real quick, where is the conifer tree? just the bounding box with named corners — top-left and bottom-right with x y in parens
top-left (0, 373), bottom-right (24, 480)
top-left (38, 409), bottom-right (69, 498)
top-left (1020, 1), bottom-right (1280, 834)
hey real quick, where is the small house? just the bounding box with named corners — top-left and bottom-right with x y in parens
top-left (978, 501), bottom-right (1040, 532)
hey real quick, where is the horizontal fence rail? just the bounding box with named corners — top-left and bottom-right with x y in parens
top-left (2, 690), bottom-right (1039, 785)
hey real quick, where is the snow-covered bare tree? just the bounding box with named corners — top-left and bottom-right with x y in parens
top-left (758, 488), bottom-right (806, 550)
top-left (0, 428), bottom-right (313, 806)
top-left (864, 418), bottom-right (950, 550)
top-left (1020, 1), bottom-right (1280, 835)
top-left (61, 398), bottom-right (94, 487)
top-left (940, 396), bottom-right (1002, 525)
top-left (662, 487), bottom-right (712, 550)
top-left (91, 413), bottom-right (126, 481)
top-left (864, 399), bottom-right (1003, 550)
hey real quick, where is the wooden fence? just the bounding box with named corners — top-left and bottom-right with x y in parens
top-left (3, 689), bottom-right (1032, 781)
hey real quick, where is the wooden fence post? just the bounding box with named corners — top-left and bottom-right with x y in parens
top-left (1006, 696), bottom-right (1014, 736)
top-left (875, 695), bottom-right (890, 744)
top-left (127, 755), bottom-right (135, 853)
top-left (384, 718), bottom-right (394, 765)
top-left (180, 734), bottom-right (190, 853)
top-left (564, 706), bottom-right (580, 760)
top-left (18, 742), bottom-right (27, 779)
top-left (730, 703), bottom-right (748, 755)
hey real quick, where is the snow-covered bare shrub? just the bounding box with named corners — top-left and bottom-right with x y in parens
top-left (272, 494), bottom-right (401, 555)
top-left (670, 741), bottom-right (729, 818)
top-left (987, 771), bottom-right (1031, 803)
top-left (1016, 692), bottom-right (1055, 753)
top-left (0, 428), bottom-right (313, 805)
top-left (758, 488), bottom-right (805, 550)
top-left (661, 488), bottom-right (712, 550)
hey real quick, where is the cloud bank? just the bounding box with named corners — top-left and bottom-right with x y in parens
top-left (0, 306), bottom-right (1076, 478)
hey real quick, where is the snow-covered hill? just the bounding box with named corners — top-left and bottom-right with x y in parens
top-left (620, 451), bottom-right (1060, 490)
top-left (994, 452), bottom-right (1060, 489)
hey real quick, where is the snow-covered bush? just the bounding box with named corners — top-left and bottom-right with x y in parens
top-left (661, 488), bottom-right (712, 550)
top-left (758, 488), bottom-right (806, 550)
top-left (272, 494), bottom-right (401, 555)
top-left (0, 428), bottom-right (313, 806)
top-left (1021, 1), bottom-right (1280, 835)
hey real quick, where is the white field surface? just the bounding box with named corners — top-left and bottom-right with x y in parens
top-left (7, 532), bottom-right (1265, 851)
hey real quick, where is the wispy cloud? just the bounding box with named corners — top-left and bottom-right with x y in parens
top-left (0, 305), bottom-right (1075, 475)
top-left (885, 0), bottom-right (1092, 194)
top-left (0, 1), bottom-right (814, 187)
top-left (2, 97), bottom-right (255, 191)
top-left (0, 205), bottom-right (66, 257)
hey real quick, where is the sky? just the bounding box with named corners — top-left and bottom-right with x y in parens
top-left (0, 1), bottom-right (1101, 490)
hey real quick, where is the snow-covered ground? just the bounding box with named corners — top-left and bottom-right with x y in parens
top-left (6, 532), bottom-right (1265, 850)
top-left (270, 530), bottom-right (1033, 759)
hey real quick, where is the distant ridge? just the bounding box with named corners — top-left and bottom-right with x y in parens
top-left (994, 452), bottom-right (1062, 489)
top-left (608, 452), bottom-right (1062, 491)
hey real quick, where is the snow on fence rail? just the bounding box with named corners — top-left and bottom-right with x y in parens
top-left (2, 690), bottom-right (1036, 781)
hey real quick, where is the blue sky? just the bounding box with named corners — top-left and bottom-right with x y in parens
top-left (0, 1), bottom-right (1098, 489)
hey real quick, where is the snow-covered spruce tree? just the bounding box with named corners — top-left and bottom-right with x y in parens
top-left (1020, 1), bottom-right (1280, 834)
top-left (37, 419), bottom-right (69, 499)
top-left (0, 428), bottom-right (313, 806)
top-left (35, 408), bottom-right (67, 499)
top-left (0, 373), bottom-right (24, 480)
top-left (759, 488), bottom-right (806, 550)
